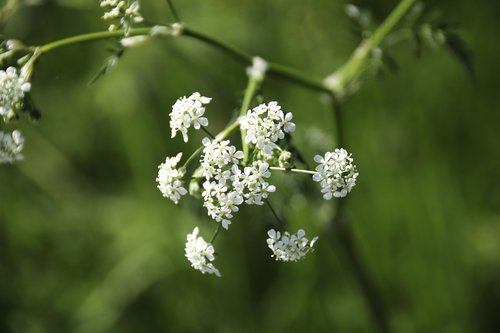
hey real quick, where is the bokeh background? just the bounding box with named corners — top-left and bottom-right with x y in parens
top-left (1, 0), bottom-right (499, 332)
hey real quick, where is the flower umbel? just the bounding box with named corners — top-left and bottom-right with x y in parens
top-left (185, 227), bottom-right (221, 277)
top-left (170, 92), bottom-right (211, 142)
top-left (100, 0), bottom-right (144, 35)
top-left (156, 152), bottom-right (187, 204)
top-left (200, 137), bottom-right (244, 229)
top-left (0, 67), bottom-right (31, 122)
top-left (0, 130), bottom-right (24, 164)
top-left (313, 148), bottom-right (358, 199)
top-left (267, 229), bottom-right (318, 262)
top-left (240, 101), bottom-right (295, 156)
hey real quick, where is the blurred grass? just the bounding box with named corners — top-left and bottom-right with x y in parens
top-left (0, 0), bottom-right (499, 332)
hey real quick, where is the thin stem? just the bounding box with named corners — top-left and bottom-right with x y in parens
top-left (165, 0), bottom-right (181, 23)
top-left (200, 126), bottom-right (216, 139)
top-left (182, 145), bottom-right (204, 169)
top-left (328, 98), bottom-right (391, 333)
top-left (331, 95), bottom-right (344, 147)
top-left (182, 119), bottom-right (241, 170)
top-left (269, 166), bottom-right (317, 176)
top-left (182, 27), bottom-right (329, 93)
top-left (35, 25), bottom-right (327, 94)
top-left (182, 27), bottom-right (251, 63)
top-left (239, 76), bottom-right (260, 163)
top-left (369, 0), bottom-right (417, 48)
top-left (209, 224), bottom-right (222, 244)
top-left (265, 199), bottom-right (284, 228)
top-left (38, 28), bottom-right (152, 54)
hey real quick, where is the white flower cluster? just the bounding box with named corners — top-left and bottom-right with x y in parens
top-left (156, 152), bottom-right (187, 204)
top-left (267, 229), bottom-right (318, 262)
top-left (240, 101), bottom-right (296, 155)
top-left (170, 92), bottom-right (211, 142)
top-left (0, 130), bottom-right (24, 164)
top-left (313, 148), bottom-right (358, 199)
top-left (185, 227), bottom-right (221, 277)
top-left (200, 138), bottom-right (275, 229)
top-left (100, 0), bottom-right (143, 34)
top-left (0, 67), bottom-right (31, 121)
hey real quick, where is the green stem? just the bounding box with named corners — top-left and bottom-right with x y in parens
top-left (34, 25), bottom-right (326, 93)
top-left (265, 199), bottom-right (284, 228)
top-left (183, 28), bottom-right (330, 92)
top-left (37, 28), bottom-right (152, 54)
top-left (324, 0), bottom-right (416, 94)
top-left (209, 224), bottom-right (222, 244)
top-left (240, 76), bottom-right (260, 163)
top-left (200, 126), bottom-right (216, 139)
top-left (182, 119), bottom-right (241, 170)
top-left (182, 145), bottom-right (204, 169)
top-left (165, 0), bottom-right (181, 23)
top-left (328, 93), bottom-right (390, 333)
top-left (269, 166), bottom-right (317, 176)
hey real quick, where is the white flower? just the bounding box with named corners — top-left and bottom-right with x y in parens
top-left (202, 180), bottom-right (241, 229)
top-left (267, 229), bottom-right (318, 262)
top-left (199, 138), bottom-right (276, 229)
top-left (185, 227), bottom-right (221, 277)
top-left (312, 148), bottom-right (358, 199)
top-left (0, 67), bottom-right (31, 121)
top-left (170, 92), bottom-right (211, 142)
top-left (100, 0), bottom-right (143, 35)
top-left (239, 101), bottom-right (295, 156)
top-left (231, 162), bottom-right (276, 205)
top-left (246, 56), bottom-right (268, 80)
top-left (0, 130), bottom-right (24, 164)
top-left (201, 137), bottom-right (244, 177)
top-left (156, 152), bottom-right (187, 204)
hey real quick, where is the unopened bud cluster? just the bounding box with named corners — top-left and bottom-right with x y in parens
top-left (0, 130), bottom-right (24, 164)
top-left (100, 0), bottom-right (143, 34)
top-left (0, 67), bottom-right (31, 122)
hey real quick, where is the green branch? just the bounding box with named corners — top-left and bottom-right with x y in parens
top-left (324, 0), bottom-right (417, 95)
top-left (35, 25), bottom-right (327, 93)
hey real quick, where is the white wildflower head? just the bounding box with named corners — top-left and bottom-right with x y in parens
top-left (170, 92), bottom-right (211, 142)
top-left (200, 138), bottom-right (244, 229)
top-left (156, 152), bottom-right (187, 204)
top-left (0, 130), bottom-right (24, 164)
top-left (199, 138), bottom-right (276, 229)
top-left (312, 148), bottom-right (358, 199)
top-left (267, 229), bottom-right (318, 262)
top-left (239, 101), bottom-right (296, 156)
top-left (246, 56), bottom-right (268, 80)
top-left (231, 161), bottom-right (276, 205)
top-left (0, 66), bottom-right (31, 121)
top-left (185, 227), bottom-right (221, 277)
top-left (100, 0), bottom-right (144, 35)
top-left (200, 137), bottom-right (243, 179)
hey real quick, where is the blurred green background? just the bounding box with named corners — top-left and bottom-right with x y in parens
top-left (1, 0), bottom-right (499, 332)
